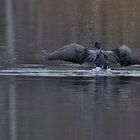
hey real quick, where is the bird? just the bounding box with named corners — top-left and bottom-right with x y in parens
top-left (45, 42), bottom-right (140, 70)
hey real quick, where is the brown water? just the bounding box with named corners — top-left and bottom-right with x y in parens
top-left (1, 0), bottom-right (140, 64)
top-left (0, 0), bottom-right (140, 140)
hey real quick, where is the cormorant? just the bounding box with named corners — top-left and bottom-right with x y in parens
top-left (45, 42), bottom-right (140, 70)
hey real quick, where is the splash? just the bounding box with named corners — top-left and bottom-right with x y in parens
top-left (0, 67), bottom-right (140, 77)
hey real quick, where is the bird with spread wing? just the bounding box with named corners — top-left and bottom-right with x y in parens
top-left (45, 42), bottom-right (140, 70)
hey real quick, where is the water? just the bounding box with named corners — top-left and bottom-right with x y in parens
top-left (1, 0), bottom-right (140, 64)
top-left (1, 0), bottom-right (140, 140)
top-left (0, 66), bottom-right (140, 140)
top-left (0, 67), bottom-right (140, 77)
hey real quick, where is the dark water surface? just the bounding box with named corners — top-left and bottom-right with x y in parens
top-left (0, 73), bottom-right (140, 140)
top-left (0, 0), bottom-right (140, 140)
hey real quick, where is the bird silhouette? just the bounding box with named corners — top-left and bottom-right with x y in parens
top-left (45, 42), bottom-right (140, 70)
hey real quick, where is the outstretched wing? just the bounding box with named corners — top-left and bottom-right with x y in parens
top-left (47, 43), bottom-right (89, 64)
top-left (103, 50), bottom-right (120, 64)
top-left (86, 50), bottom-right (101, 63)
top-left (105, 45), bottom-right (140, 66)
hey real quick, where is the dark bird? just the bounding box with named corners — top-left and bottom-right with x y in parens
top-left (45, 42), bottom-right (140, 70)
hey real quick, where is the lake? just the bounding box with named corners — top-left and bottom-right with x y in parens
top-left (0, 66), bottom-right (140, 140)
top-left (0, 0), bottom-right (140, 140)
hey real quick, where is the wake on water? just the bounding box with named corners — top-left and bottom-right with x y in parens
top-left (0, 67), bottom-right (140, 77)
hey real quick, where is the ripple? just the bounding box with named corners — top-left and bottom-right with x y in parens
top-left (0, 67), bottom-right (140, 77)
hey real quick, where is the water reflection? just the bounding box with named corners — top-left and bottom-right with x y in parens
top-left (6, 0), bottom-right (15, 64)
top-left (0, 76), bottom-right (140, 140)
top-left (0, 0), bottom-right (140, 64)
top-left (9, 82), bottom-right (17, 140)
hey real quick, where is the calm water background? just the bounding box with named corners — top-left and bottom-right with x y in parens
top-left (0, 75), bottom-right (140, 140)
top-left (0, 0), bottom-right (140, 140)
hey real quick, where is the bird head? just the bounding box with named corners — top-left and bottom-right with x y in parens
top-left (95, 42), bottom-right (101, 50)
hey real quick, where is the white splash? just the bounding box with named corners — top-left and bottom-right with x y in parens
top-left (0, 67), bottom-right (139, 77)
top-left (92, 67), bottom-right (112, 76)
